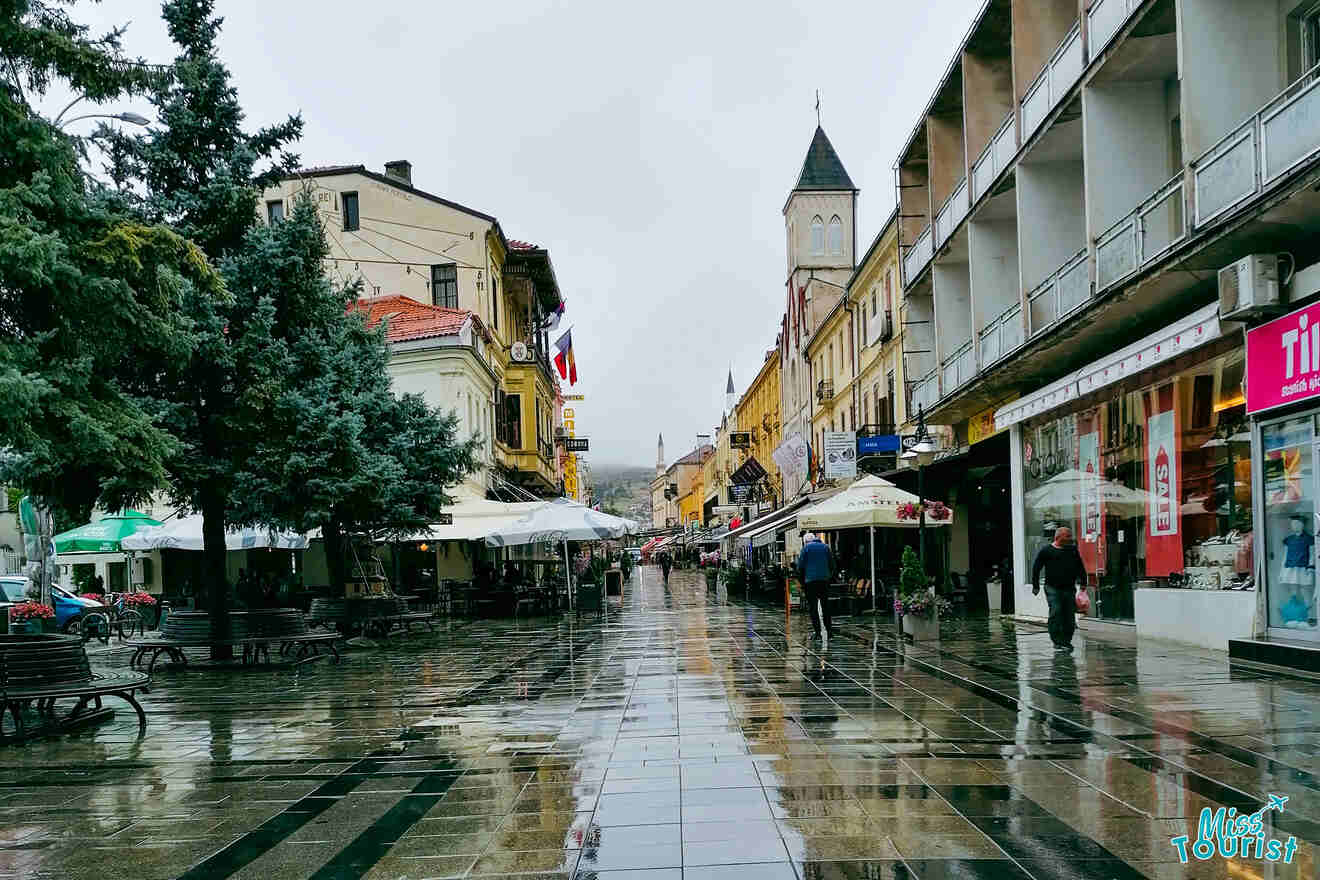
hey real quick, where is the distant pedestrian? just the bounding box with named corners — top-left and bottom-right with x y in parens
top-left (1032, 526), bottom-right (1087, 652)
top-left (796, 533), bottom-right (835, 642)
top-left (659, 551), bottom-right (673, 585)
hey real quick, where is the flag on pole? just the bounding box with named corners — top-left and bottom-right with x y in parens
top-left (553, 329), bottom-right (577, 385)
top-left (542, 300), bottom-right (565, 332)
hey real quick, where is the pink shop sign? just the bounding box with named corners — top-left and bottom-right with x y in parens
top-left (1247, 300), bottom-right (1320, 414)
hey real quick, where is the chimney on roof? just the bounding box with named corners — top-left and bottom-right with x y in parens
top-left (384, 160), bottom-right (412, 186)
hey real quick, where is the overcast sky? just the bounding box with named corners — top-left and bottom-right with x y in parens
top-left (55, 0), bottom-right (979, 469)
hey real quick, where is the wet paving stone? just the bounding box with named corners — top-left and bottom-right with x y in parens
top-left (7, 565), bottom-right (1320, 877)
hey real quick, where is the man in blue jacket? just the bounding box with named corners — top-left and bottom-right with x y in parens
top-left (796, 532), bottom-right (835, 642)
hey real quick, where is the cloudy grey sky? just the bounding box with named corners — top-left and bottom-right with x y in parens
top-left (57, 0), bottom-right (979, 469)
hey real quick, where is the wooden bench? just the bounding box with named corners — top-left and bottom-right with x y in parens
top-left (1, 634), bottom-right (150, 741)
top-left (125, 632), bottom-right (341, 671)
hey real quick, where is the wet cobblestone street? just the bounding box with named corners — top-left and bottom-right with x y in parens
top-left (2, 565), bottom-right (1318, 879)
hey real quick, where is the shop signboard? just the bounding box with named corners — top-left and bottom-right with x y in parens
top-left (823, 431), bottom-right (857, 479)
top-left (857, 434), bottom-right (899, 455)
top-left (1246, 300), bottom-right (1320, 414)
top-left (730, 432), bottom-right (751, 449)
top-left (773, 434), bottom-right (810, 477)
top-left (970, 394), bottom-right (1019, 444)
top-left (562, 438), bottom-right (589, 452)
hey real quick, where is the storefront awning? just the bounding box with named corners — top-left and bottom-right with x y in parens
top-left (744, 503), bottom-right (811, 548)
top-left (720, 497), bottom-right (811, 546)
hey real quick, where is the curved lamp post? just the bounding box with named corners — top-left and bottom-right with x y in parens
top-left (900, 406), bottom-right (937, 571)
top-left (57, 111), bottom-right (150, 130)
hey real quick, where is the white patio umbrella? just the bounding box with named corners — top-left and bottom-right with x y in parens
top-left (484, 499), bottom-right (638, 610)
top-left (121, 513), bottom-right (309, 551)
top-left (796, 475), bottom-right (954, 613)
top-left (1025, 468), bottom-right (1152, 517)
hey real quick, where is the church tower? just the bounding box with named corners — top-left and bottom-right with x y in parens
top-left (781, 118), bottom-right (857, 501)
top-left (725, 369), bottom-right (736, 416)
top-left (656, 433), bottom-right (665, 477)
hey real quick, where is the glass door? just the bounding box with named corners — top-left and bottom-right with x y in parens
top-left (1262, 413), bottom-right (1320, 640)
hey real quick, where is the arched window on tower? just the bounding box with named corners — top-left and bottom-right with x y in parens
top-left (810, 216), bottom-right (824, 256)
top-left (827, 215), bottom-right (843, 255)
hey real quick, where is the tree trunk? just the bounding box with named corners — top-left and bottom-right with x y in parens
top-left (201, 487), bottom-right (232, 660)
top-left (323, 518), bottom-right (348, 597)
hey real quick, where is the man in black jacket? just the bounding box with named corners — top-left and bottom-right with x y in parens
top-left (1032, 526), bottom-right (1087, 652)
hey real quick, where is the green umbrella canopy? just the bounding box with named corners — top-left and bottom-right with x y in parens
top-left (53, 511), bottom-right (164, 554)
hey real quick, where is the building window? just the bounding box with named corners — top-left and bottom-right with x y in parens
top-left (886, 371), bottom-right (896, 427)
top-left (341, 192), bottom-right (359, 231)
top-left (810, 216), bottom-right (824, 256)
top-left (827, 215), bottom-right (843, 256)
top-left (266, 200), bottom-right (284, 224)
top-left (860, 310), bottom-right (868, 348)
top-left (501, 393), bottom-right (522, 449)
top-left (862, 396), bottom-right (870, 428)
top-left (491, 275), bottom-right (499, 331)
top-left (871, 291), bottom-right (877, 317)
top-left (1302, 2), bottom-right (1320, 72)
top-left (431, 263), bottom-right (458, 309)
top-left (884, 269), bottom-right (893, 312)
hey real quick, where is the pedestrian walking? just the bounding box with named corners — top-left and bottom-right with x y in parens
top-left (659, 551), bottom-right (672, 585)
top-left (1031, 526), bottom-right (1087, 652)
top-left (796, 532), bottom-right (835, 642)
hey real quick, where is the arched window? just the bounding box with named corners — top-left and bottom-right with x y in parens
top-left (827, 215), bottom-right (844, 255)
top-left (810, 216), bottom-right (824, 255)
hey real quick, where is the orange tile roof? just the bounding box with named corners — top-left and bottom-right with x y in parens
top-left (350, 294), bottom-right (490, 344)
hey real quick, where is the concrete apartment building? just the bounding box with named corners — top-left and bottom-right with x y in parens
top-left (894, 0), bottom-right (1320, 661)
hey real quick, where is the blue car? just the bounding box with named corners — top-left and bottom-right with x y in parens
top-left (0, 576), bottom-right (103, 632)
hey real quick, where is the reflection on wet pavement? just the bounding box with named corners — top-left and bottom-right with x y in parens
top-left (2, 564), bottom-right (1318, 879)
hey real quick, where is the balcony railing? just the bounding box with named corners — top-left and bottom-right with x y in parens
top-left (912, 370), bottom-right (940, 414)
top-left (902, 224), bottom-right (934, 285)
top-left (1020, 24), bottom-right (1084, 140)
top-left (1193, 62), bottom-right (1320, 227)
top-left (940, 340), bottom-right (975, 394)
top-left (971, 114), bottom-right (1018, 204)
top-left (979, 302), bottom-right (1023, 368)
top-left (1087, 0), bottom-right (1141, 58)
top-left (1095, 171), bottom-right (1186, 293)
top-left (933, 178), bottom-right (970, 248)
top-left (1028, 248), bottom-right (1089, 336)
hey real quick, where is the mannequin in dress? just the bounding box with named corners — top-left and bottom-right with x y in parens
top-left (1280, 516), bottom-right (1315, 626)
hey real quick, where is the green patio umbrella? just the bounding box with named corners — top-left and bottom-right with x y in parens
top-left (53, 511), bottom-right (163, 554)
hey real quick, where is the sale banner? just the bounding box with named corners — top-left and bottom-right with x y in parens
top-left (1076, 412), bottom-right (1103, 575)
top-left (1144, 383), bottom-right (1182, 576)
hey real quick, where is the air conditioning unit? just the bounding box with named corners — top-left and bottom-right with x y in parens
top-left (1219, 254), bottom-right (1282, 321)
top-left (510, 341), bottom-right (531, 362)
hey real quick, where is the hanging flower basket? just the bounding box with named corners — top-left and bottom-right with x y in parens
top-left (895, 501), bottom-right (951, 522)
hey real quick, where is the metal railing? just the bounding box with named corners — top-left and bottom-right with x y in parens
top-left (1020, 23), bottom-right (1084, 140)
top-left (1193, 62), bottom-right (1320, 227)
top-left (934, 178), bottom-right (970, 248)
top-left (1028, 248), bottom-right (1089, 336)
top-left (1095, 170), bottom-right (1187, 294)
top-left (902, 224), bottom-right (934, 285)
top-left (978, 302), bottom-right (1023, 367)
top-left (971, 114), bottom-right (1018, 203)
top-left (1087, 0), bottom-right (1141, 58)
top-left (912, 370), bottom-right (940, 414)
top-left (940, 339), bottom-right (975, 394)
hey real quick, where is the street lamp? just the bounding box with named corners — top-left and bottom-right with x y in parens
top-left (901, 405), bottom-right (937, 571)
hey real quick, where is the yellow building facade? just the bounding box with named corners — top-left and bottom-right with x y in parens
top-left (735, 349), bottom-right (782, 509)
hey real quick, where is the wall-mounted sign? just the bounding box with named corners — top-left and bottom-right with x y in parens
top-left (729, 431), bottom-right (752, 449)
top-left (562, 438), bottom-right (589, 452)
top-left (823, 431), bottom-right (857, 478)
top-left (730, 456), bottom-right (768, 486)
top-left (436, 513), bottom-right (454, 526)
top-left (563, 394), bottom-right (585, 401)
top-left (857, 434), bottom-right (900, 455)
top-left (969, 394), bottom-right (1019, 445)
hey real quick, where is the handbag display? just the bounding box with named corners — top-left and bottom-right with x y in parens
top-left (1075, 587), bottom-right (1091, 614)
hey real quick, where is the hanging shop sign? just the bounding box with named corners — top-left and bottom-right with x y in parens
top-left (729, 432), bottom-right (752, 449)
top-left (729, 485), bottom-right (753, 502)
top-left (823, 431), bottom-right (857, 479)
top-left (561, 438), bottom-right (589, 452)
top-left (729, 456), bottom-right (768, 486)
top-left (1246, 299), bottom-right (1320, 414)
top-left (857, 434), bottom-right (900, 455)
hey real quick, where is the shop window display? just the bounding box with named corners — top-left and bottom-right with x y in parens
top-left (1021, 350), bottom-right (1253, 622)
top-left (1261, 416), bottom-right (1316, 631)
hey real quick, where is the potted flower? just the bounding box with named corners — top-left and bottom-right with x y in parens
top-left (895, 500), bottom-right (952, 522)
top-left (123, 591), bottom-right (158, 628)
top-left (893, 546), bottom-right (949, 641)
top-left (9, 601), bottom-right (56, 634)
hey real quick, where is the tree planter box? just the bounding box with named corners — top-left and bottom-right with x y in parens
top-left (901, 613), bottom-right (939, 641)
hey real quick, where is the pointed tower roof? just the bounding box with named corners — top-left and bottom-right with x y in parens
top-left (793, 126), bottom-right (856, 192)
top-left (658, 433), bottom-right (664, 446)
top-left (726, 370), bottom-right (735, 394)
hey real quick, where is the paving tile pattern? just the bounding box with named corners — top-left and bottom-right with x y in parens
top-left (1, 566), bottom-right (1318, 879)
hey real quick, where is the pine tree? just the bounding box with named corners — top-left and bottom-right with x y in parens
top-left (0, 1), bottom-right (223, 523)
top-left (97, 0), bottom-right (301, 653)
